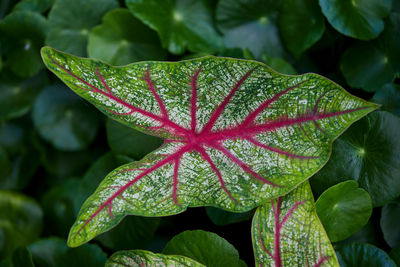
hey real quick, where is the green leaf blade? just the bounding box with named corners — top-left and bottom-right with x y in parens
top-left (41, 46), bottom-right (377, 247)
top-left (252, 182), bottom-right (339, 266)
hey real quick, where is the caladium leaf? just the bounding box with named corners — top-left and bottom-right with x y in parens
top-left (252, 181), bottom-right (339, 266)
top-left (106, 250), bottom-right (205, 267)
top-left (41, 46), bottom-right (377, 247)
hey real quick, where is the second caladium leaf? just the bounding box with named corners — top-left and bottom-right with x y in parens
top-left (41, 47), bottom-right (377, 247)
top-left (252, 181), bottom-right (339, 266)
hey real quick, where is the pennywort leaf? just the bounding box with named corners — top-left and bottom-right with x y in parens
top-left (252, 181), bottom-right (339, 266)
top-left (106, 250), bottom-right (205, 267)
top-left (40, 46), bottom-right (377, 247)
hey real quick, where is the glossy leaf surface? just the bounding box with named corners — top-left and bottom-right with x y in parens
top-left (252, 182), bottom-right (338, 266)
top-left (163, 230), bottom-right (245, 267)
top-left (126, 0), bottom-right (223, 55)
top-left (319, 0), bottom-right (392, 40)
top-left (336, 243), bottom-right (396, 267)
top-left (41, 47), bottom-right (377, 247)
top-left (88, 8), bottom-right (167, 66)
top-left (316, 181), bottom-right (372, 242)
top-left (310, 111), bottom-right (400, 206)
top-left (106, 250), bottom-right (204, 267)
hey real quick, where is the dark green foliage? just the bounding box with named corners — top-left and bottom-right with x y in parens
top-left (0, 0), bottom-right (399, 265)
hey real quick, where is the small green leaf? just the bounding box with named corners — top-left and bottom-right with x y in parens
top-left (319, 0), bottom-right (392, 40)
top-left (310, 111), bottom-right (400, 206)
top-left (337, 243), bottom-right (396, 266)
top-left (279, 0), bottom-right (325, 57)
top-left (163, 230), bottom-right (244, 267)
top-left (40, 46), bottom-right (377, 247)
top-left (371, 83), bottom-right (400, 116)
top-left (0, 191), bottom-right (43, 258)
top-left (216, 0), bottom-right (285, 59)
top-left (0, 10), bottom-right (47, 77)
top-left (205, 207), bottom-right (253, 226)
top-left (106, 118), bottom-right (163, 160)
top-left (88, 8), bottom-right (167, 65)
top-left (252, 181), bottom-right (338, 266)
top-left (380, 198), bottom-right (400, 248)
top-left (340, 13), bottom-right (400, 92)
top-left (0, 71), bottom-right (47, 120)
top-left (33, 84), bottom-right (100, 151)
top-left (106, 250), bottom-right (205, 267)
top-left (12, 0), bottom-right (53, 13)
top-left (46, 0), bottom-right (118, 56)
top-left (126, 0), bottom-right (223, 55)
top-left (316, 181), bottom-right (372, 242)
top-left (29, 237), bottom-right (107, 267)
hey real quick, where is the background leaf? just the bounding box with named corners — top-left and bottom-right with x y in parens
top-left (310, 111), bottom-right (400, 206)
top-left (46, 0), bottom-right (118, 56)
top-left (88, 8), bottom-right (167, 66)
top-left (126, 0), bottom-right (223, 55)
top-left (380, 197), bottom-right (400, 248)
top-left (319, 0), bottom-right (392, 40)
top-left (315, 180), bottom-right (372, 242)
top-left (163, 230), bottom-right (245, 267)
top-left (336, 243), bottom-right (396, 267)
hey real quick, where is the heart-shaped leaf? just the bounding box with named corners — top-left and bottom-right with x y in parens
top-left (106, 250), bottom-right (205, 267)
top-left (252, 181), bottom-right (339, 266)
top-left (41, 46), bottom-right (377, 247)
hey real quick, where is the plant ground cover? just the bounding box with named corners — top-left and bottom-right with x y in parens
top-left (0, 0), bottom-right (399, 266)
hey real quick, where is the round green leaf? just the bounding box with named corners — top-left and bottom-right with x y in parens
top-left (279, 0), bottom-right (325, 57)
top-left (0, 11), bottom-right (47, 77)
top-left (41, 46), bottom-right (377, 247)
top-left (310, 111), bottom-right (400, 206)
top-left (106, 118), bottom-right (163, 160)
top-left (106, 250), bottom-right (205, 267)
top-left (88, 9), bottom-right (167, 66)
top-left (340, 13), bottom-right (400, 92)
top-left (390, 248), bottom-right (400, 266)
top-left (337, 243), bottom-right (396, 267)
top-left (0, 191), bottom-right (43, 258)
top-left (380, 198), bottom-right (400, 248)
top-left (0, 71), bottom-right (47, 120)
top-left (29, 237), bottom-right (107, 267)
top-left (46, 0), bottom-right (118, 56)
top-left (371, 83), bottom-right (400, 116)
top-left (335, 221), bottom-right (381, 248)
top-left (126, 0), bottom-right (223, 55)
top-left (319, 0), bottom-right (392, 40)
top-left (33, 84), bottom-right (100, 151)
top-left (163, 230), bottom-right (244, 267)
top-left (205, 207), bottom-right (253, 226)
top-left (315, 180), bottom-right (372, 242)
top-left (216, 0), bottom-right (285, 59)
top-left (13, 0), bottom-right (54, 13)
